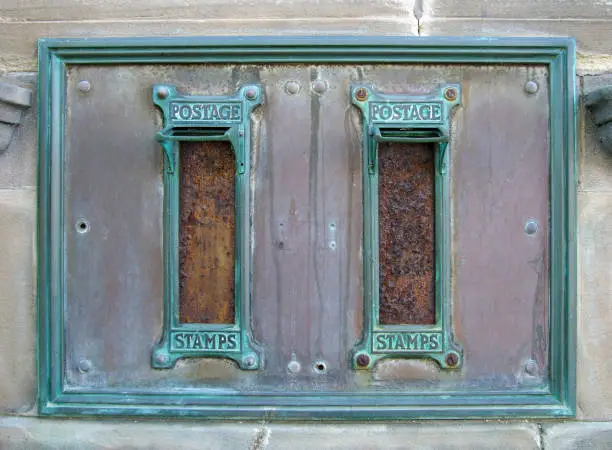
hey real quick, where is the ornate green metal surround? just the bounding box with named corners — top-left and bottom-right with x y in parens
top-left (38, 36), bottom-right (576, 419)
top-left (351, 84), bottom-right (463, 370)
top-left (151, 84), bottom-right (263, 370)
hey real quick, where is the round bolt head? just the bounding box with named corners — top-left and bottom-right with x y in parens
top-left (445, 352), bottom-right (459, 368)
top-left (524, 359), bottom-right (539, 376)
top-left (77, 80), bottom-right (91, 93)
top-left (444, 87), bottom-right (458, 102)
top-left (524, 220), bottom-right (539, 236)
top-left (77, 359), bottom-right (92, 373)
top-left (244, 355), bottom-right (257, 367)
top-left (245, 87), bottom-right (258, 100)
top-left (356, 353), bottom-right (370, 367)
top-left (285, 81), bottom-right (300, 95)
top-left (155, 353), bottom-right (168, 364)
top-left (156, 86), bottom-right (169, 99)
top-left (312, 79), bottom-right (327, 94)
top-left (287, 360), bottom-right (301, 373)
top-left (524, 80), bottom-right (539, 94)
top-left (355, 87), bottom-right (368, 101)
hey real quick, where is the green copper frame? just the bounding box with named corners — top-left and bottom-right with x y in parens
top-left (351, 84), bottom-right (463, 370)
top-left (38, 36), bottom-right (576, 419)
top-left (151, 84), bottom-right (263, 370)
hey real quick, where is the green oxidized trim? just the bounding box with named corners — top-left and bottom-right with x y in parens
top-left (351, 84), bottom-right (463, 370)
top-left (37, 36), bottom-right (576, 419)
top-left (151, 84), bottom-right (263, 370)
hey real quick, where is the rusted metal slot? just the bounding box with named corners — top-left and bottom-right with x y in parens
top-left (179, 141), bottom-right (235, 325)
top-left (151, 84), bottom-right (263, 370)
top-left (351, 84), bottom-right (463, 370)
top-left (378, 142), bottom-right (436, 326)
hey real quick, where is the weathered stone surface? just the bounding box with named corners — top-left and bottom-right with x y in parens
top-left (0, 19), bottom-right (418, 72)
top-left (0, 417), bottom-right (261, 449)
top-left (581, 74), bottom-right (612, 189)
top-left (0, 189), bottom-right (36, 413)
top-left (0, 73), bottom-right (36, 188)
top-left (420, 19), bottom-right (612, 55)
top-left (543, 422), bottom-right (612, 449)
top-left (0, 0), bottom-right (415, 21)
top-left (422, 0), bottom-right (611, 19)
top-left (267, 423), bottom-right (539, 449)
top-left (577, 192), bottom-right (612, 419)
top-left (0, 419), bottom-right (541, 449)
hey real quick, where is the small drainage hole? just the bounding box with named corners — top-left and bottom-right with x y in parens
top-left (314, 361), bottom-right (327, 373)
top-left (76, 219), bottom-right (89, 234)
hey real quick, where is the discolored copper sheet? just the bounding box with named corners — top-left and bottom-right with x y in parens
top-left (179, 141), bottom-right (235, 324)
top-left (378, 143), bottom-right (435, 325)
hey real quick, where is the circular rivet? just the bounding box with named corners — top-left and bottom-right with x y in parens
top-left (525, 81), bottom-right (539, 94)
top-left (525, 220), bottom-right (539, 236)
top-left (444, 87), bottom-right (458, 102)
top-left (312, 79), bottom-right (327, 94)
top-left (155, 353), bottom-right (168, 364)
top-left (77, 359), bottom-right (92, 373)
top-left (75, 218), bottom-right (90, 234)
top-left (287, 360), bottom-right (301, 374)
top-left (445, 352), bottom-right (459, 368)
top-left (157, 86), bottom-right (169, 99)
top-left (245, 87), bottom-right (258, 100)
top-left (524, 359), bottom-right (539, 376)
top-left (244, 355), bottom-right (256, 367)
top-left (356, 353), bottom-right (370, 368)
top-left (355, 87), bottom-right (368, 101)
top-left (77, 80), bottom-right (91, 93)
top-left (285, 81), bottom-right (300, 95)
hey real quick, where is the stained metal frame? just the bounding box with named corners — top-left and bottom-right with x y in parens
top-left (350, 84), bottom-right (463, 370)
top-left (151, 84), bottom-right (263, 370)
top-left (38, 36), bottom-right (576, 419)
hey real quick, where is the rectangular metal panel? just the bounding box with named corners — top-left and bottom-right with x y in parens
top-left (38, 36), bottom-right (576, 419)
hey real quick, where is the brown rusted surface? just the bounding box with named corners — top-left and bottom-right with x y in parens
top-left (179, 141), bottom-right (235, 324)
top-left (378, 142), bottom-right (435, 325)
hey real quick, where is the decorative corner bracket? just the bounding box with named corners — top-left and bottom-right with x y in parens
top-left (151, 84), bottom-right (263, 370)
top-left (0, 81), bottom-right (32, 153)
top-left (350, 84), bottom-right (463, 370)
top-left (584, 86), bottom-right (612, 153)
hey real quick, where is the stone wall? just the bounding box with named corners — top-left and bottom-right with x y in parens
top-left (1, 0), bottom-right (611, 447)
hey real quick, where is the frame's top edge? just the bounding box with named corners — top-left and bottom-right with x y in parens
top-left (37, 35), bottom-right (576, 51)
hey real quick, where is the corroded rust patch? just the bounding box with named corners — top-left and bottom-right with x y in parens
top-left (179, 141), bottom-right (235, 324)
top-left (379, 143), bottom-right (435, 325)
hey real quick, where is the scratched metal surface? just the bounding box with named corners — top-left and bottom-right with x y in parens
top-left (63, 64), bottom-right (549, 392)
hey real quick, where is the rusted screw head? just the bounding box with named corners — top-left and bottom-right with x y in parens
top-left (156, 86), bottom-right (169, 99)
top-left (445, 352), bottom-right (459, 368)
top-left (444, 87), bottom-right (458, 102)
top-left (356, 353), bottom-right (370, 368)
top-left (355, 87), bottom-right (368, 101)
top-left (77, 80), bottom-right (91, 93)
top-left (245, 87), bottom-right (258, 100)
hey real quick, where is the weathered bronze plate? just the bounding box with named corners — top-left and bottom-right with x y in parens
top-left (39, 37), bottom-right (575, 419)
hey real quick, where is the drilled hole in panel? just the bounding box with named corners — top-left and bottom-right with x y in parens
top-left (378, 142), bottom-right (435, 325)
top-left (179, 141), bottom-right (235, 324)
